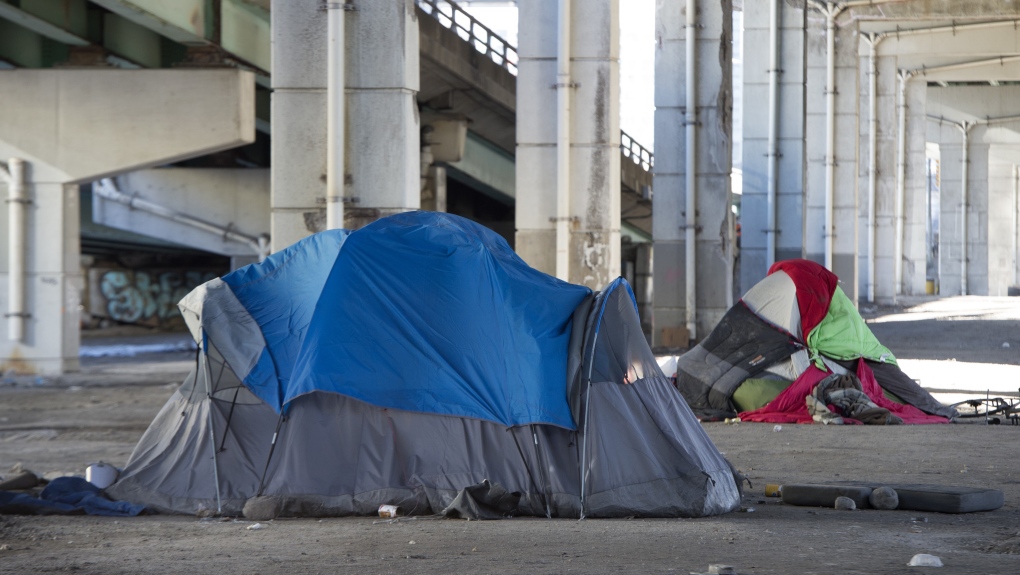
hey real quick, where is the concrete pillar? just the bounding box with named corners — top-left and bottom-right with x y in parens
top-left (859, 53), bottom-right (899, 303)
top-left (653, 0), bottom-right (733, 343)
top-left (271, 0), bottom-right (419, 245)
top-left (902, 78), bottom-right (929, 296)
top-left (965, 141), bottom-right (991, 295)
top-left (740, 0), bottom-right (806, 292)
top-left (515, 0), bottom-right (620, 289)
top-left (987, 148), bottom-right (1016, 296)
top-left (270, 0), bottom-right (329, 249)
top-left (803, 7), bottom-right (859, 301)
top-left (345, 0), bottom-right (420, 229)
top-left (0, 69), bottom-right (253, 374)
top-left (937, 137), bottom-right (965, 295)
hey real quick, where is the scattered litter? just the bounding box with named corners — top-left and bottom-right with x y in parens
top-left (0, 544), bottom-right (9, 551)
top-left (408, 540), bottom-right (416, 545)
top-left (960, 465), bottom-right (969, 474)
top-left (378, 504), bottom-right (399, 518)
top-left (691, 565), bottom-right (736, 575)
top-left (772, 425), bottom-right (782, 432)
top-left (724, 418), bottom-right (741, 424)
top-left (834, 496), bottom-right (856, 511)
top-left (911, 517), bottom-right (928, 523)
top-left (738, 506), bottom-right (755, 513)
top-left (246, 523), bottom-right (266, 531)
top-left (765, 484), bottom-right (783, 497)
top-left (907, 553), bottom-right (943, 567)
top-left (1003, 342), bottom-right (1010, 348)
top-left (67, 386), bottom-right (82, 392)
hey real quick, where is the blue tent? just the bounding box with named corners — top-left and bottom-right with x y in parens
top-left (111, 212), bottom-right (741, 519)
top-left (216, 211), bottom-right (590, 428)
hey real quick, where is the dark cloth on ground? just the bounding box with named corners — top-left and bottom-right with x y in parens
top-left (0, 476), bottom-right (146, 516)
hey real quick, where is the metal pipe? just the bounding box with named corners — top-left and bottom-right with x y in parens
top-left (94, 179), bottom-right (270, 260)
top-left (960, 122), bottom-right (971, 295)
top-left (865, 35), bottom-right (878, 302)
top-left (765, 0), bottom-right (780, 268)
top-left (1013, 165), bottom-right (1018, 288)
top-left (894, 70), bottom-right (913, 297)
top-left (822, 5), bottom-right (837, 270)
top-left (3, 158), bottom-right (27, 342)
top-left (555, 0), bottom-right (572, 281)
top-left (685, 0), bottom-right (697, 340)
top-left (326, 1), bottom-right (347, 230)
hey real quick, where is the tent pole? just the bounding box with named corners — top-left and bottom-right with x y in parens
top-left (509, 427), bottom-right (548, 517)
top-left (257, 413), bottom-right (286, 497)
top-left (203, 335), bottom-right (223, 515)
top-left (531, 425), bottom-right (554, 518)
top-left (217, 386), bottom-right (241, 453)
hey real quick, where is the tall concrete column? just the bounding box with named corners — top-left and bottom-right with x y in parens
top-left (804, 8), bottom-right (859, 301)
top-left (936, 138), bottom-right (965, 295)
top-left (345, 0), bottom-right (420, 229)
top-left (653, 0), bottom-right (733, 343)
top-left (270, 0), bottom-right (329, 249)
top-left (987, 148), bottom-right (1016, 296)
top-left (271, 0), bottom-right (419, 245)
top-left (901, 77), bottom-right (929, 296)
top-left (965, 141), bottom-right (991, 295)
top-left (0, 69), bottom-right (253, 374)
top-left (515, 0), bottom-right (620, 289)
top-left (740, 0), bottom-right (806, 292)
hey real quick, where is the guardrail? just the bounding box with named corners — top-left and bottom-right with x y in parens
top-left (417, 0), bottom-right (519, 75)
top-left (621, 130), bottom-right (654, 171)
top-left (417, 0), bottom-right (654, 173)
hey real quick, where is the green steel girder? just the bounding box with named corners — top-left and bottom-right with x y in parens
top-left (87, 0), bottom-right (269, 72)
top-left (0, 1), bottom-right (90, 45)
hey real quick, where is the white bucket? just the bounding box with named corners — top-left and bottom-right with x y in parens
top-left (85, 462), bottom-right (119, 489)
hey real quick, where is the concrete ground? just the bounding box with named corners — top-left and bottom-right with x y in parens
top-left (0, 295), bottom-right (1018, 574)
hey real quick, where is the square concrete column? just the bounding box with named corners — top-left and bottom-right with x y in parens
top-left (937, 138), bottom-right (965, 295)
top-left (803, 8), bottom-right (860, 301)
top-left (516, 0), bottom-right (621, 289)
top-left (901, 77), bottom-right (929, 296)
top-left (653, 0), bottom-right (733, 343)
top-left (965, 141), bottom-right (991, 295)
top-left (0, 174), bottom-right (81, 375)
top-left (271, 0), bottom-right (419, 245)
top-left (740, 0), bottom-right (806, 292)
top-left (987, 148), bottom-right (1017, 296)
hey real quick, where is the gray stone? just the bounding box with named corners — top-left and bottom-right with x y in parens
top-left (243, 496), bottom-right (282, 521)
top-left (834, 496), bottom-right (857, 511)
top-left (870, 486), bottom-right (900, 510)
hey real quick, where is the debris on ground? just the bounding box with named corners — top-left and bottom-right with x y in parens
top-left (907, 553), bottom-right (943, 567)
top-left (834, 496), bottom-right (856, 511)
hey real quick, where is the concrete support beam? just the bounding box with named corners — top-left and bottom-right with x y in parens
top-left (653, 0), bottom-right (733, 343)
top-left (0, 69), bottom-right (255, 375)
top-left (987, 148), bottom-right (1018, 295)
top-left (93, 168), bottom-right (270, 257)
top-left (740, 0), bottom-right (806, 291)
top-left (0, 1), bottom-right (89, 46)
top-left (516, 0), bottom-right (621, 290)
top-left (0, 69), bottom-right (255, 183)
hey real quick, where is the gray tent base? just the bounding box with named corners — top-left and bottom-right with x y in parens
top-left (108, 281), bottom-right (742, 519)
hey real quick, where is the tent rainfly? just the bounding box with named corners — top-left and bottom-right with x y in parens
top-left (108, 212), bottom-right (742, 519)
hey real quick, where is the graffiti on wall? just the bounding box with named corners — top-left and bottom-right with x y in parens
top-left (90, 269), bottom-right (218, 327)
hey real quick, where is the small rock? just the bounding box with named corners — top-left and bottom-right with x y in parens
top-left (834, 496), bottom-right (856, 511)
top-left (243, 495), bottom-right (281, 521)
top-left (246, 523), bottom-right (266, 531)
top-left (708, 565), bottom-right (735, 575)
top-left (773, 425), bottom-right (782, 432)
top-left (1003, 342), bottom-right (1010, 348)
top-left (869, 486), bottom-right (899, 510)
top-left (408, 540), bottom-right (416, 545)
top-left (907, 553), bottom-right (943, 567)
top-left (0, 544), bottom-right (10, 551)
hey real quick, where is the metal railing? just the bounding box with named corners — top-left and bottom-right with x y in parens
top-left (417, 0), bottom-right (519, 76)
top-left (417, 0), bottom-right (654, 173)
top-left (621, 130), bottom-right (653, 171)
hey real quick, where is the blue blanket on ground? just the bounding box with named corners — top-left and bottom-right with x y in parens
top-left (0, 477), bottom-right (145, 516)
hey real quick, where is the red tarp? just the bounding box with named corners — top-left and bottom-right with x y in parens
top-left (739, 359), bottom-right (949, 425)
top-left (767, 259), bottom-right (838, 340)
